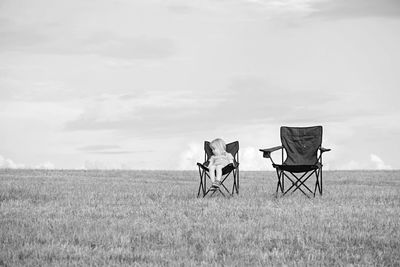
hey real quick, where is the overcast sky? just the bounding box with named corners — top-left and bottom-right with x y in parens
top-left (1, 0), bottom-right (399, 170)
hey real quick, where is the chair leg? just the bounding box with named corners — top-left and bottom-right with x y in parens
top-left (203, 172), bottom-right (208, 196)
top-left (291, 171), bottom-right (314, 195)
top-left (218, 188), bottom-right (225, 197)
top-left (313, 168), bottom-right (325, 197)
top-left (197, 167), bottom-right (204, 198)
top-left (237, 169), bottom-right (240, 194)
top-left (202, 168), bottom-right (239, 198)
top-left (313, 170), bottom-right (319, 197)
top-left (197, 181), bottom-right (202, 198)
top-left (203, 188), bottom-right (210, 198)
top-left (235, 170), bottom-right (239, 195)
top-left (275, 169), bottom-right (281, 197)
top-left (201, 171), bottom-right (212, 197)
top-left (231, 170), bottom-right (236, 195)
top-left (203, 181), bottom-right (213, 197)
top-left (275, 168), bottom-right (322, 198)
top-left (275, 170), bottom-right (279, 196)
top-left (287, 177), bottom-right (311, 199)
top-left (221, 182), bottom-right (230, 194)
top-left (320, 168), bottom-right (323, 195)
top-left (283, 171), bottom-right (313, 198)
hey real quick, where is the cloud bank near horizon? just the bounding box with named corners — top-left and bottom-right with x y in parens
top-left (1, 0), bottom-right (399, 170)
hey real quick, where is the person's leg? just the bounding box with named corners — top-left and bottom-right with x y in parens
top-left (209, 165), bottom-right (216, 183)
top-left (215, 165), bottom-right (223, 184)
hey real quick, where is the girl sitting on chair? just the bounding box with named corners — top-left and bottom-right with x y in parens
top-left (208, 138), bottom-right (234, 189)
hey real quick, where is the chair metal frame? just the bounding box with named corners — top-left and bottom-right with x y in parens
top-left (260, 126), bottom-right (331, 198)
top-left (197, 141), bottom-right (239, 198)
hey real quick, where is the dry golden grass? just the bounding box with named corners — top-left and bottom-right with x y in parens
top-left (0, 169), bottom-right (399, 266)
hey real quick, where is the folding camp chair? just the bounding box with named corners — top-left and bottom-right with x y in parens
top-left (197, 141), bottom-right (239, 197)
top-left (260, 126), bottom-right (330, 198)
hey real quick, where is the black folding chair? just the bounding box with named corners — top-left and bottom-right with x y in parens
top-left (260, 126), bottom-right (330, 198)
top-left (197, 141), bottom-right (239, 197)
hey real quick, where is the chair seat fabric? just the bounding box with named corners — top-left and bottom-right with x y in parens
top-left (272, 163), bottom-right (321, 173)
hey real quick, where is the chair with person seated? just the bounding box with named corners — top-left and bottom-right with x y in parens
top-left (260, 126), bottom-right (330, 198)
top-left (197, 141), bottom-right (239, 197)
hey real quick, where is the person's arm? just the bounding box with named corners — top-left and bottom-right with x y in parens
top-left (228, 153), bottom-right (234, 164)
top-left (208, 155), bottom-right (214, 166)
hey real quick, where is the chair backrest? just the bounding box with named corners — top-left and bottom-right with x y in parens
top-left (204, 141), bottom-right (239, 164)
top-left (281, 126), bottom-right (322, 165)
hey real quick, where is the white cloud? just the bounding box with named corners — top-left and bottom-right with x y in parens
top-left (0, 154), bottom-right (25, 169)
top-left (370, 154), bottom-right (392, 170)
top-left (0, 154), bottom-right (55, 169)
top-left (240, 146), bottom-right (272, 171)
top-left (35, 161), bottom-right (55, 170)
top-left (339, 160), bottom-right (363, 170)
top-left (337, 155), bottom-right (393, 170)
top-left (178, 143), bottom-right (203, 170)
top-left (1, 0), bottom-right (400, 171)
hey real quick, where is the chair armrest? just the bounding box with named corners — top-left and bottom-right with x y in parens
top-left (197, 162), bottom-right (209, 171)
top-left (320, 147), bottom-right (331, 153)
top-left (259, 146), bottom-right (282, 158)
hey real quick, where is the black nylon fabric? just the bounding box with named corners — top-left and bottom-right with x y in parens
top-left (281, 126), bottom-right (322, 166)
top-left (204, 141), bottom-right (213, 160)
top-left (273, 164), bottom-right (320, 173)
top-left (226, 141), bottom-right (239, 157)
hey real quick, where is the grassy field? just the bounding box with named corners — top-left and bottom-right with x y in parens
top-left (0, 169), bottom-right (399, 266)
